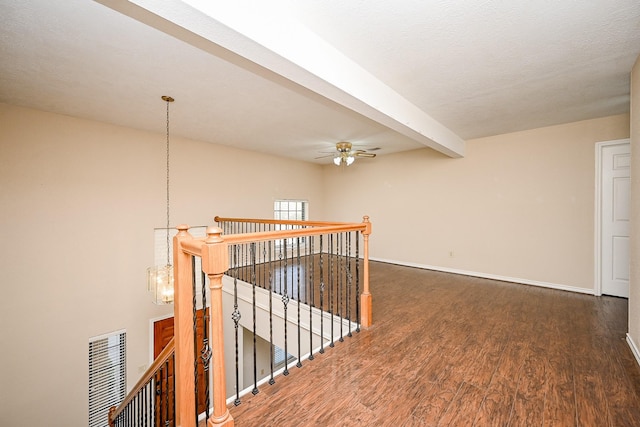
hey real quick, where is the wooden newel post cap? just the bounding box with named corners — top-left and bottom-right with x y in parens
top-left (205, 226), bottom-right (224, 244)
top-left (362, 215), bottom-right (372, 234)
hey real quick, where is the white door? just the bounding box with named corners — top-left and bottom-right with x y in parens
top-left (599, 141), bottom-right (630, 298)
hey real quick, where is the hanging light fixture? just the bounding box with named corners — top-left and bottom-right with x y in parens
top-left (333, 153), bottom-right (355, 166)
top-left (333, 141), bottom-right (356, 166)
top-left (148, 95), bottom-right (175, 304)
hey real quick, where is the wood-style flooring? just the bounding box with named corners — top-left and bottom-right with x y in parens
top-left (222, 261), bottom-right (640, 426)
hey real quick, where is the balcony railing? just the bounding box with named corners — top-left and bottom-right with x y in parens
top-left (110, 216), bottom-right (371, 427)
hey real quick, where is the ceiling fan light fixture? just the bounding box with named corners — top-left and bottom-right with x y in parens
top-left (346, 155), bottom-right (355, 166)
top-left (333, 156), bottom-right (342, 166)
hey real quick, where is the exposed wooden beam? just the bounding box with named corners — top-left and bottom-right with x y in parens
top-left (96, 0), bottom-right (465, 157)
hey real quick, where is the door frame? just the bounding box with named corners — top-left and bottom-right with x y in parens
top-left (594, 138), bottom-right (630, 296)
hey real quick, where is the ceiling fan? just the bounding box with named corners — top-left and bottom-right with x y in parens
top-left (316, 142), bottom-right (378, 166)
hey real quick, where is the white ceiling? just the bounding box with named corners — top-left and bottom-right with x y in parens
top-left (1, 0), bottom-right (639, 163)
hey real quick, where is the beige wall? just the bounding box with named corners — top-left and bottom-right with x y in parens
top-left (629, 55), bottom-right (640, 357)
top-left (0, 103), bottom-right (324, 427)
top-left (0, 101), bottom-right (636, 425)
top-left (323, 114), bottom-right (630, 292)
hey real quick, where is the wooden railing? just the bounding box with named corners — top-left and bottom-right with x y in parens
top-left (109, 338), bottom-right (176, 426)
top-left (110, 216), bottom-right (371, 427)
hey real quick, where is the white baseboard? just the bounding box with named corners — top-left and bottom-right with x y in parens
top-left (369, 257), bottom-right (595, 295)
top-left (627, 334), bottom-right (640, 368)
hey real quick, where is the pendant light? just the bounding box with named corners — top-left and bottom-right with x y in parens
top-left (148, 95), bottom-right (175, 304)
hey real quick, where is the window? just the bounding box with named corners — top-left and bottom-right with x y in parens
top-left (274, 200), bottom-right (308, 247)
top-left (273, 344), bottom-right (295, 367)
top-left (274, 199), bottom-right (308, 222)
top-left (89, 331), bottom-right (126, 427)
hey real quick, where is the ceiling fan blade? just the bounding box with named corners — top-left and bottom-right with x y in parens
top-left (354, 151), bottom-right (376, 158)
top-left (314, 153), bottom-right (336, 159)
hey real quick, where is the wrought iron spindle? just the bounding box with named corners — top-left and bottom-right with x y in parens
top-left (200, 270), bottom-right (211, 419)
top-left (231, 246), bottom-right (241, 406)
top-left (268, 240), bottom-right (276, 385)
top-left (296, 237), bottom-right (302, 368)
top-left (262, 229), bottom-right (268, 291)
top-left (164, 359), bottom-right (170, 427)
top-left (282, 240), bottom-right (290, 376)
top-left (150, 376), bottom-right (154, 427)
top-left (142, 381), bottom-right (147, 427)
top-left (251, 242), bottom-right (259, 395)
top-left (138, 390), bottom-right (141, 426)
top-left (319, 234), bottom-right (325, 354)
top-left (171, 353), bottom-right (176, 427)
top-left (356, 231), bottom-right (361, 332)
top-left (308, 235), bottom-right (314, 361)
top-left (191, 257), bottom-right (198, 422)
top-left (329, 233), bottom-right (335, 348)
top-left (347, 231), bottom-right (353, 337)
top-left (339, 232), bottom-right (344, 342)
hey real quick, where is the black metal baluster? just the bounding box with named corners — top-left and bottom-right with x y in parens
top-left (231, 246), bottom-right (242, 406)
top-left (244, 224), bottom-right (248, 282)
top-left (339, 232), bottom-right (344, 342)
top-left (308, 235), bottom-right (314, 361)
top-left (319, 234), bottom-right (325, 354)
top-left (262, 225), bottom-right (268, 290)
top-left (282, 240), bottom-right (290, 376)
top-left (164, 359), bottom-right (170, 427)
top-left (191, 257), bottom-right (199, 422)
top-left (142, 381), bottom-right (147, 427)
top-left (329, 233), bottom-right (335, 348)
top-left (157, 367), bottom-right (164, 426)
top-left (356, 231), bottom-right (361, 333)
top-left (268, 240), bottom-right (275, 385)
top-left (251, 242), bottom-right (259, 395)
top-left (150, 376), bottom-right (155, 427)
top-left (347, 231), bottom-right (353, 337)
top-left (200, 270), bottom-right (211, 419)
top-left (296, 237), bottom-right (302, 368)
top-left (154, 373), bottom-right (159, 427)
top-left (171, 354), bottom-right (176, 427)
top-left (137, 391), bottom-right (141, 427)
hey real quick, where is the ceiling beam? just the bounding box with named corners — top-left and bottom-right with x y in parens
top-left (95, 0), bottom-right (465, 158)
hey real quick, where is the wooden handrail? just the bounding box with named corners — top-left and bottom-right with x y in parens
top-left (179, 222), bottom-right (368, 258)
top-left (214, 216), bottom-right (355, 227)
top-left (108, 337), bottom-right (176, 426)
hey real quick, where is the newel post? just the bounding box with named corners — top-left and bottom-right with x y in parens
top-left (361, 216), bottom-right (372, 328)
top-left (173, 224), bottom-right (197, 427)
top-left (201, 227), bottom-right (235, 427)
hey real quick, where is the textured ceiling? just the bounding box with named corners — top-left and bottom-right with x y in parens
top-left (0, 0), bottom-right (639, 163)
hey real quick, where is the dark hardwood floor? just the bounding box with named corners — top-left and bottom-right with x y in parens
top-left (224, 261), bottom-right (640, 426)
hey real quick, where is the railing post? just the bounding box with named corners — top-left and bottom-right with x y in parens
top-left (361, 216), bottom-right (372, 328)
top-left (173, 224), bottom-right (197, 427)
top-left (201, 227), bottom-right (234, 427)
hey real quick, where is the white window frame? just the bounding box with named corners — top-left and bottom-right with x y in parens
top-left (273, 200), bottom-right (308, 248)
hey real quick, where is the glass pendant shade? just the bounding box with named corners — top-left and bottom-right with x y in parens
top-left (333, 153), bottom-right (356, 166)
top-left (147, 265), bottom-right (174, 304)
